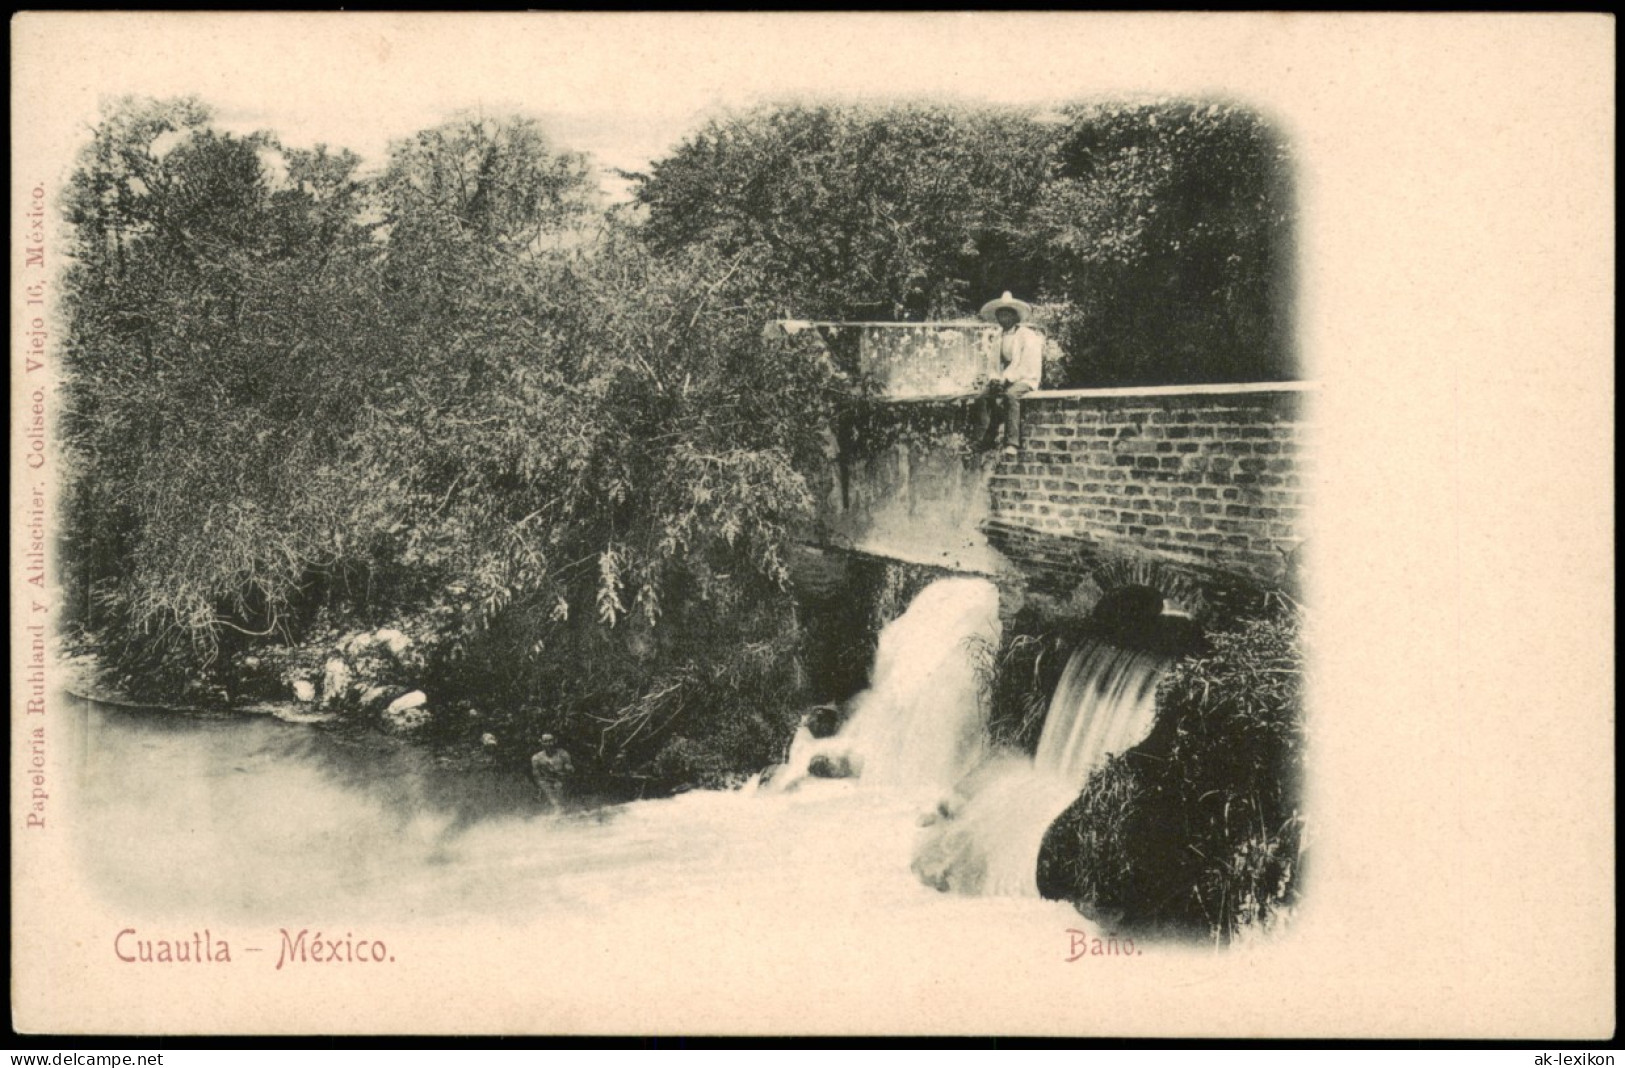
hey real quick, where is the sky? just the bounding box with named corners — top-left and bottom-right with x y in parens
top-left (19, 12), bottom-right (1367, 201)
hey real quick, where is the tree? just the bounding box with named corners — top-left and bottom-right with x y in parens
top-left (636, 98), bottom-right (1298, 386)
top-left (60, 93), bottom-right (1300, 791)
top-left (377, 113), bottom-right (598, 260)
top-left (636, 102), bottom-right (1056, 320)
top-left (61, 98), bottom-right (840, 784)
top-left (421, 227), bottom-right (845, 779)
top-left (61, 98), bottom-right (391, 672)
top-left (1028, 100), bottom-right (1298, 386)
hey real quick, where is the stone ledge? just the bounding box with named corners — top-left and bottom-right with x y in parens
top-left (874, 381), bottom-right (1316, 404)
top-left (1029, 381), bottom-right (1316, 400)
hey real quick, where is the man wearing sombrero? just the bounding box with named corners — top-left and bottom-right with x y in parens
top-left (976, 291), bottom-right (1045, 456)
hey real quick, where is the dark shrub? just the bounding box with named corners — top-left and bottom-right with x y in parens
top-left (1038, 602), bottom-right (1306, 942)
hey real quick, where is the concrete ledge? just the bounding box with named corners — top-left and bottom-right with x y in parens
top-left (869, 381), bottom-right (1316, 404)
top-left (1030, 381), bottom-right (1316, 400)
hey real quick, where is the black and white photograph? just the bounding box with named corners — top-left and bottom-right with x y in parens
top-left (9, 13), bottom-right (1613, 1039)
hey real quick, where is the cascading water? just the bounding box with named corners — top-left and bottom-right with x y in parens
top-left (762, 573), bottom-right (1179, 901)
top-left (912, 620), bottom-right (1177, 899)
top-left (1033, 638), bottom-right (1170, 785)
top-left (63, 574), bottom-right (1154, 989)
top-left (767, 575), bottom-right (1000, 794)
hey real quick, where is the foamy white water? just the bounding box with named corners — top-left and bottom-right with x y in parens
top-left (1035, 639), bottom-right (1169, 785)
top-left (912, 752), bottom-right (1082, 896)
top-left (769, 575), bottom-right (1000, 793)
top-left (65, 577), bottom-right (1157, 938)
top-left (912, 615), bottom-right (1175, 899)
top-left (63, 693), bottom-right (1083, 962)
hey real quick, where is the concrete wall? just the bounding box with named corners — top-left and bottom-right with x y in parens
top-left (857, 323), bottom-right (997, 399)
top-left (817, 399), bottom-right (1008, 575)
top-left (790, 313), bottom-right (1315, 615)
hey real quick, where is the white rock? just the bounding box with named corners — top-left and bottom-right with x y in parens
top-left (384, 690), bottom-right (428, 715)
top-left (291, 679), bottom-right (317, 703)
top-left (375, 628), bottom-right (412, 658)
top-left (319, 657), bottom-right (353, 708)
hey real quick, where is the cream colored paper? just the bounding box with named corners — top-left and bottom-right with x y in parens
top-left (10, 13), bottom-right (1614, 1037)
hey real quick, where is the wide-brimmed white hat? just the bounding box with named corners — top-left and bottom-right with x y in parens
top-left (979, 291), bottom-right (1032, 322)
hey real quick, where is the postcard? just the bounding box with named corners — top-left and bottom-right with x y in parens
top-left (10, 12), bottom-right (1614, 1038)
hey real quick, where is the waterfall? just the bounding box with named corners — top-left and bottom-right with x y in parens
top-left (1033, 639), bottom-right (1170, 788)
top-left (766, 575), bottom-right (1000, 793)
top-left (911, 753), bottom-right (1082, 897)
top-left (912, 616), bottom-right (1176, 899)
top-left (764, 574), bottom-right (1179, 902)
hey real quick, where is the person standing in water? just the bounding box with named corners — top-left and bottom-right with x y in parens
top-left (975, 291), bottom-right (1045, 456)
top-left (529, 734), bottom-right (573, 812)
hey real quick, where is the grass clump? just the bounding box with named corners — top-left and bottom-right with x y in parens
top-left (1037, 599), bottom-right (1307, 943)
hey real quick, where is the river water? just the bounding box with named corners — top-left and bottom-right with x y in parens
top-left (65, 577), bottom-right (1136, 953)
top-left (65, 692), bottom-right (1088, 939)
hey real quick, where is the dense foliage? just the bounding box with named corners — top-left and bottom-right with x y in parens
top-left (61, 98), bottom-right (842, 782)
top-left (638, 99), bottom-right (1297, 385)
top-left (1030, 101), bottom-right (1297, 386)
top-left (62, 98), bottom-right (386, 676)
top-left (60, 92), bottom-right (1297, 792)
top-left (637, 102), bottom-right (1055, 322)
top-left (1036, 603), bottom-right (1307, 942)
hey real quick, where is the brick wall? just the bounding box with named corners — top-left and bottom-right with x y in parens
top-left (985, 384), bottom-right (1312, 596)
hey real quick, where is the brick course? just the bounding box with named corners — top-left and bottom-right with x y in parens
top-left (985, 386), bottom-right (1312, 592)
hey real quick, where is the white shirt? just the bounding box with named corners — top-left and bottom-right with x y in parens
top-left (998, 325), bottom-right (1045, 389)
